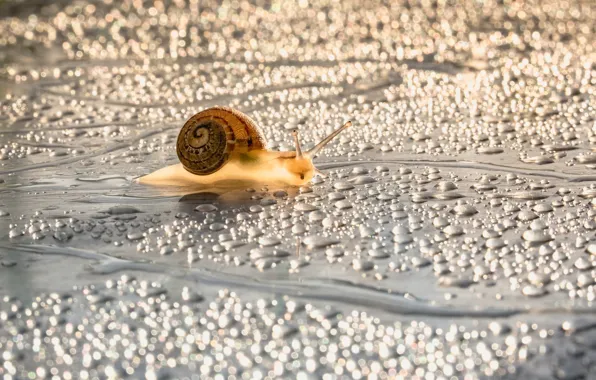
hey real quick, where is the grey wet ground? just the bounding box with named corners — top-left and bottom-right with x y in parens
top-left (1, 0), bottom-right (596, 379)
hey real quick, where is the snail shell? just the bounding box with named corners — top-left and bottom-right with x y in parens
top-left (176, 106), bottom-right (266, 175)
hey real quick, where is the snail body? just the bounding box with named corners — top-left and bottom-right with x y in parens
top-left (137, 106), bottom-right (352, 187)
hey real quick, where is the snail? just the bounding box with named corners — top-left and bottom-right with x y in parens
top-left (137, 106), bottom-right (353, 187)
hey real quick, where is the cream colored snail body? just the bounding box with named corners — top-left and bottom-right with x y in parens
top-left (137, 106), bottom-right (352, 187)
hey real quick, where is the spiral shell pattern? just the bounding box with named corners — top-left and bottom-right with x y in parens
top-left (176, 106), bottom-right (266, 175)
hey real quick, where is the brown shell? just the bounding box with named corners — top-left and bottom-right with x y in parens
top-left (176, 106), bottom-right (266, 175)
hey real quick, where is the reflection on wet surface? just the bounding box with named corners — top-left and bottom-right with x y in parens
top-left (1, 0), bottom-right (596, 378)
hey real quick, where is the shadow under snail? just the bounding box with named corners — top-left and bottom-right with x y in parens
top-left (137, 106), bottom-right (353, 187)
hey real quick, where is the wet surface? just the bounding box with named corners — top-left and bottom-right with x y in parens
top-left (1, 0), bottom-right (596, 378)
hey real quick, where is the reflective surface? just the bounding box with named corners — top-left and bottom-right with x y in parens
top-left (1, 0), bottom-right (596, 378)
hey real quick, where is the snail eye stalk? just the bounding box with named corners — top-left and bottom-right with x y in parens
top-left (307, 121), bottom-right (352, 158)
top-left (292, 130), bottom-right (303, 157)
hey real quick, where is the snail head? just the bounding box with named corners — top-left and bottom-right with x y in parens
top-left (281, 121), bottom-right (353, 185)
